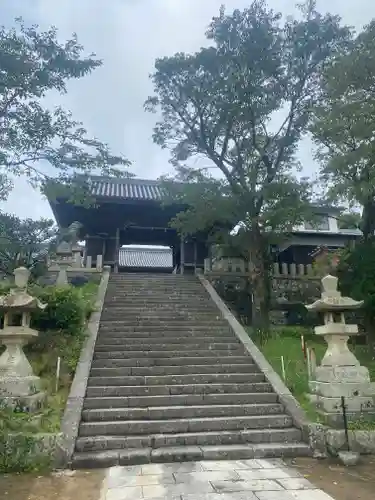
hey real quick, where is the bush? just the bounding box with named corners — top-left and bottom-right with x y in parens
top-left (337, 241), bottom-right (375, 342)
top-left (283, 303), bottom-right (318, 327)
top-left (31, 284), bottom-right (96, 336)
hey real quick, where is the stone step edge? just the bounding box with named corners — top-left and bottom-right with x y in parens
top-left (86, 382), bottom-right (272, 390)
top-left (79, 414), bottom-right (290, 427)
top-left (75, 427), bottom-right (302, 451)
top-left (89, 365), bottom-right (258, 375)
top-left (81, 403), bottom-right (284, 418)
top-left (71, 442), bottom-right (311, 469)
top-left (86, 378), bottom-right (265, 388)
top-left (82, 392), bottom-right (279, 407)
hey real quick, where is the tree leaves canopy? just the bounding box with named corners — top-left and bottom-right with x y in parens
top-left (311, 21), bottom-right (375, 237)
top-left (0, 212), bottom-right (57, 277)
top-left (0, 18), bottom-right (129, 201)
top-left (146, 1), bottom-right (351, 241)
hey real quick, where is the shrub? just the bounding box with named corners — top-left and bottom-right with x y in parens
top-left (31, 284), bottom-right (95, 336)
top-left (337, 240), bottom-right (375, 343)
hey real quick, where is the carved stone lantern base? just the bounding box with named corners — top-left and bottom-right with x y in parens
top-left (0, 328), bottom-right (46, 412)
top-left (0, 380), bottom-right (46, 412)
top-left (309, 374), bottom-right (375, 427)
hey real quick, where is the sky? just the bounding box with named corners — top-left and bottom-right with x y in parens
top-left (1, 0), bottom-right (375, 221)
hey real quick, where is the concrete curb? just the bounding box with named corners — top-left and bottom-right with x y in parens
top-left (54, 266), bottom-right (111, 468)
top-left (197, 274), bottom-right (311, 442)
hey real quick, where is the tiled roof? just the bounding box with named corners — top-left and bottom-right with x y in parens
top-left (90, 177), bottom-right (164, 201)
top-left (118, 246), bottom-right (173, 268)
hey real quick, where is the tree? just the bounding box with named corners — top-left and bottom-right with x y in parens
top-left (337, 240), bottom-right (375, 347)
top-left (146, 0), bottom-right (351, 330)
top-left (311, 21), bottom-right (375, 239)
top-left (0, 212), bottom-right (57, 278)
top-left (337, 211), bottom-right (361, 230)
top-left (0, 18), bottom-right (129, 202)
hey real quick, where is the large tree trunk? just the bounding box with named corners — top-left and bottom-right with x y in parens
top-left (248, 225), bottom-right (271, 336)
top-left (360, 198), bottom-right (375, 240)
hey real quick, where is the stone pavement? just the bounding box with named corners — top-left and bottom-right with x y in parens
top-left (100, 458), bottom-right (335, 500)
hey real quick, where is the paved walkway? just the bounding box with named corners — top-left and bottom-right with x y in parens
top-left (101, 459), bottom-right (335, 500)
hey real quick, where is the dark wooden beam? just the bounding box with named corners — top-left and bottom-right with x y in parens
top-left (114, 228), bottom-right (120, 274)
top-left (180, 236), bottom-right (185, 275)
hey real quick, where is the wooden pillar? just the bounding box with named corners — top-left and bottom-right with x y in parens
top-left (102, 238), bottom-right (106, 262)
top-left (180, 235), bottom-right (185, 275)
top-left (114, 227), bottom-right (120, 274)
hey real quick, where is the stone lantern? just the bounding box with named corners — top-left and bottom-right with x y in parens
top-left (53, 241), bottom-right (75, 285)
top-left (306, 274), bottom-right (375, 426)
top-left (0, 267), bottom-right (47, 411)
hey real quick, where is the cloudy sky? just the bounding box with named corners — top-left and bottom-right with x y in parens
top-left (1, 0), bottom-right (374, 221)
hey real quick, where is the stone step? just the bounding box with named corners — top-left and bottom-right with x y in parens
top-left (93, 342), bottom-right (241, 352)
top-left (105, 301), bottom-right (214, 307)
top-left (102, 304), bottom-right (219, 311)
top-left (82, 392), bottom-right (279, 409)
top-left (82, 403), bottom-right (284, 422)
top-left (95, 336), bottom-right (237, 346)
top-left (75, 427), bottom-right (301, 453)
top-left (78, 414), bottom-right (293, 437)
top-left (90, 364), bottom-right (258, 377)
top-left (87, 373), bottom-right (264, 387)
top-left (106, 295), bottom-right (206, 300)
top-left (97, 324), bottom-right (233, 333)
top-left (108, 286), bottom-right (203, 289)
top-left (96, 334), bottom-right (236, 342)
top-left (99, 316), bottom-right (226, 324)
top-left (72, 442), bottom-right (311, 469)
top-left (103, 307), bottom-right (219, 314)
top-left (93, 349), bottom-right (247, 359)
top-left (103, 296), bottom-right (214, 302)
top-left (86, 382), bottom-right (273, 397)
top-left (98, 317), bottom-right (227, 324)
top-left (101, 311), bottom-right (221, 317)
top-left (91, 356), bottom-right (252, 368)
top-left (108, 279), bottom-right (200, 283)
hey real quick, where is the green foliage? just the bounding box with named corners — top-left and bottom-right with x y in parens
top-left (146, 0), bottom-right (351, 328)
top-left (0, 211), bottom-right (56, 278)
top-left (0, 18), bottom-right (129, 201)
top-left (271, 324), bottom-right (315, 340)
top-left (252, 328), bottom-right (324, 421)
top-left (31, 283), bottom-right (95, 336)
top-left (337, 211), bottom-right (361, 230)
top-left (337, 241), bottom-right (375, 335)
top-left (311, 21), bottom-right (375, 238)
top-left (0, 433), bottom-right (52, 473)
top-left (348, 417), bottom-right (375, 431)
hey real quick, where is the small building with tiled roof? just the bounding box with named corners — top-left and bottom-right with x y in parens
top-left (48, 176), bottom-right (206, 273)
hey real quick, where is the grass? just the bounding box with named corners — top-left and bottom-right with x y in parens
top-left (252, 326), bottom-right (375, 426)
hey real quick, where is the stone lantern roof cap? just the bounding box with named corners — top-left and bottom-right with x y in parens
top-left (305, 274), bottom-right (364, 312)
top-left (0, 266), bottom-right (47, 311)
top-left (0, 291), bottom-right (47, 311)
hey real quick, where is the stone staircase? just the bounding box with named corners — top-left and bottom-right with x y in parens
top-left (72, 274), bottom-right (310, 468)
